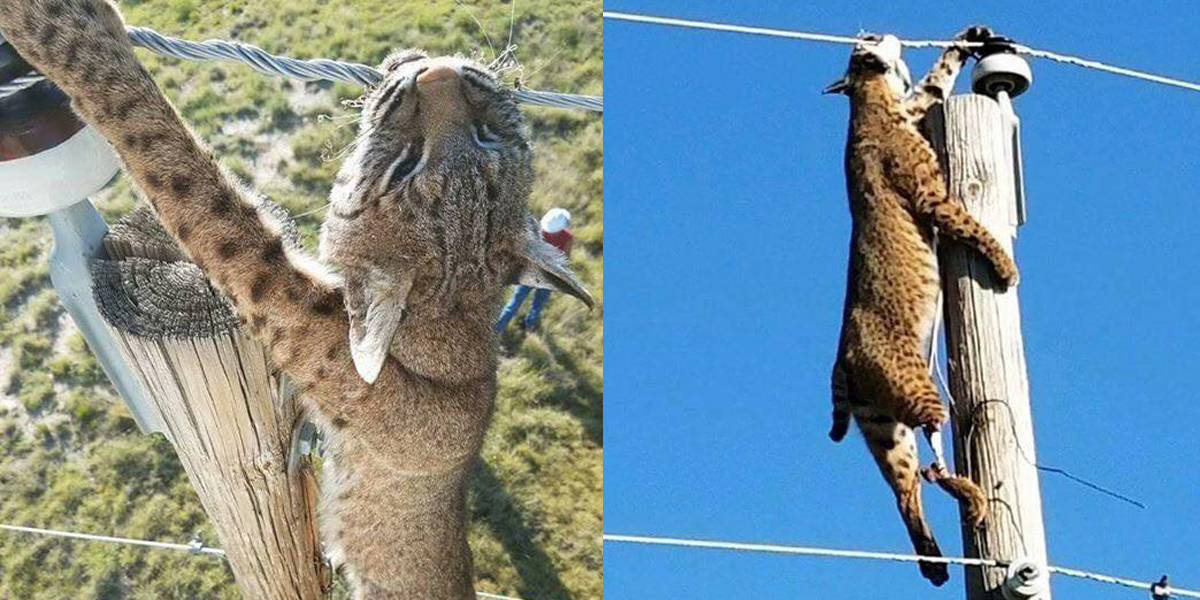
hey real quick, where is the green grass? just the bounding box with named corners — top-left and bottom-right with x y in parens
top-left (0, 1), bottom-right (602, 598)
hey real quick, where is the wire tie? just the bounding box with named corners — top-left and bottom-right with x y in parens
top-left (1153, 575), bottom-right (1173, 600)
top-left (188, 533), bottom-right (205, 554)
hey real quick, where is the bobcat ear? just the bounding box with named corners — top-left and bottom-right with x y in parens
top-left (343, 268), bottom-right (413, 384)
top-left (512, 234), bottom-right (594, 309)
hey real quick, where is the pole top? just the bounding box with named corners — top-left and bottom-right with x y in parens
top-left (972, 35), bottom-right (1033, 98)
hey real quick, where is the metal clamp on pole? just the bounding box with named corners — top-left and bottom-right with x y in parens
top-left (0, 31), bottom-right (163, 435)
top-left (971, 34), bottom-right (1033, 226)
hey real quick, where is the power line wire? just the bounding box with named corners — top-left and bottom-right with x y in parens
top-left (1013, 46), bottom-right (1200, 93)
top-left (603, 11), bottom-right (1200, 94)
top-left (1046, 565), bottom-right (1193, 599)
top-left (123, 27), bottom-right (601, 111)
top-left (604, 534), bottom-right (1200, 598)
top-left (0, 523), bottom-right (531, 600)
top-left (603, 11), bottom-right (865, 46)
top-left (609, 537), bottom-right (1200, 597)
top-left (0, 26), bottom-right (603, 111)
top-left (605, 534), bottom-right (1000, 567)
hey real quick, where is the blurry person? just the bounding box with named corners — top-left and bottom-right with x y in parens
top-left (495, 207), bottom-right (575, 332)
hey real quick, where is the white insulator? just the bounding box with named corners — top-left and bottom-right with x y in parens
top-left (1002, 560), bottom-right (1051, 600)
top-left (972, 52), bottom-right (1033, 98)
top-left (0, 126), bottom-right (120, 218)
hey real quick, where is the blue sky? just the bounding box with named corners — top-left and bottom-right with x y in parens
top-left (603, 2), bottom-right (1200, 599)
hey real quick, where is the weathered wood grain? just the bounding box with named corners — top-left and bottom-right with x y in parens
top-left (927, 94), bottom-right (1050, 600)
top-left (92, 207), bottom-right (328, 600)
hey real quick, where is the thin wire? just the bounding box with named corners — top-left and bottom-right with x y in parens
top-left (0, 523), bottom-right (226, 557)
top-left (476, 593), bottom-right (525, 600)
top-left (924, 243), bottom-right (1143, 509)
top-left (284, 201), bottom-right (332, 222)
top-left (454, 1), bottom-right (498, 62)
top-left (603, 534), bottom-right (1001, 567)
top-left (604, 534), bottom-right (1200, 598)
top-left (927, 288), bottom-right (1145, 508)
top-left (971, 398), bottom-right (1147, 510)
top-left (603, 11), bottom-right (1200, 94)
top-left (0, 522), bottom-right (531, 599)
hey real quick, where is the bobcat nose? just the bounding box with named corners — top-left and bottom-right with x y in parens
top-left (416, 65), bottom-right (458, 85)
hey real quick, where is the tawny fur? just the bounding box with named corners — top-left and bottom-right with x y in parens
top-left (0, 2), bottom-right (592, 598)
top-left (925, 464), bottom-right (988, 527)
top-left (825, 28), bottom-right (1018, 587)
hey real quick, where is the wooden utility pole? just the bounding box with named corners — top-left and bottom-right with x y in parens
top-left (926, 48), bottom-right (1049, 600)
top-left (93, 207), bottom-right (328, 600)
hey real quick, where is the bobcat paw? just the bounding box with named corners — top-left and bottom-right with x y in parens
top-left (954, 25), bottom-right (993, 57)
top-left (955, 25), bottom-right (994, 44)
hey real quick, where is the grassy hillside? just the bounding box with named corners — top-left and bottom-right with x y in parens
top-left (0, 1), bottom-right (602, 598)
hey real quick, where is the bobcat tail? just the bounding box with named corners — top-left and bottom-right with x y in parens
top-left (906, 524), bottom-right (949, 587)
top-left (896, 481), bottom-right (949, 586)
top-left (829, 408), bottom-right (850, 441)
top-left (829, 365), bottom-right (851, 441)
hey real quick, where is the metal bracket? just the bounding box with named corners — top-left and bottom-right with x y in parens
top-left (47, 200), bottom-right (165, 435)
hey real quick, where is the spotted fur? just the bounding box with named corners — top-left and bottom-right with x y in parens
top-left (0, 2), bottom-right (592, 598)
top-left (825, 28), bottom-right (1017, 586)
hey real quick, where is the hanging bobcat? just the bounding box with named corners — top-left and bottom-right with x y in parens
top-left (0, 1), bottom-right (592, 598)
top-left (824, 28), bottom-right (1019, 586)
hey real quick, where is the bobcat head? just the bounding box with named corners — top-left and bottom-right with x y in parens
top-left (823, 34), bottom-right (912, 100)
top-left (319, 49), bottom-right (593, 383)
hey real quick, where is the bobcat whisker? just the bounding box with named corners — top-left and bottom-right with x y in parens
top-left (506, 0), bottom-right (518, 55)
top-left (522, 44), bottom-right (568, 81)
top-left (285, 201), bottom-right (334, 222)
top-left (453, 0), bottom-right (498, 62)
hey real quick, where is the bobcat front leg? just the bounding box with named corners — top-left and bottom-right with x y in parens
top-left (903, 26), bottom-right (992, 125)
top-left (915, 187), bottom-right (1019, 287)
top-left (0, 0), bottom-right (360, 402)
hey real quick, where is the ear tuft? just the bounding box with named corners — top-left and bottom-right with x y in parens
top-left (512, 230), bottom-right (594, 310)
